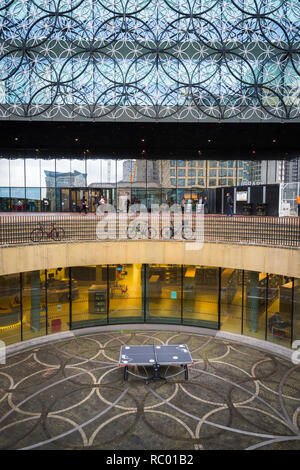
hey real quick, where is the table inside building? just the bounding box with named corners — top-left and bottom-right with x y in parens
top-left (119, 344), bottom-right (193, 383)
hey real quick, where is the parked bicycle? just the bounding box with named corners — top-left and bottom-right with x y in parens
top-left (30, 223), bottom-right (66, 242)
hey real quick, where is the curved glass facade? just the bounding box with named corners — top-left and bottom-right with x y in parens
top-left (0, 264), bottom-right (298, 350)
top-left (0, 1), bottom-right (300, 121)
top-left (1, 156), bottom-right (293, 213)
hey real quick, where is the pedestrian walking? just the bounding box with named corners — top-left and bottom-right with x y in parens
top-left (203, 196), bottom-right (209, 214)
top-left (225, 192), bottom-right (233, 217)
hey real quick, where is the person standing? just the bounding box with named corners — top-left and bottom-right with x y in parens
top-left (81, 196), bottom-right (87, 215)
top-left (296, 194), bottom-right (300, 216)
top-left (94, 194), bottom-right (99, 214)
top-left (225, 192), bottom-right (233, 217)
top-left (181, 197), bottom-right (185, 214)
top-left (203, 196), bottom-right (209, 214)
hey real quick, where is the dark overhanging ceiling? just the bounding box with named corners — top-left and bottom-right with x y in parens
top-left (0, 120), bottom-right (299, 160)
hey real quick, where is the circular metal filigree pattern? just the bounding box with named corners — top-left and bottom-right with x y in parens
top-left (0, 0), bottom-right (300, 121)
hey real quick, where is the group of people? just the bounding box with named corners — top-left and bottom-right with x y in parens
top-left (80, 194), bottom-right (106, 215)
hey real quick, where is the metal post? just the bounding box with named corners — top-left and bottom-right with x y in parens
top-left (69, 267), bottom-right (72, 330)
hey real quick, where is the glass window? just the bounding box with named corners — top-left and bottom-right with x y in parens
top-left (177, 160), bottom-right (185, 167)
top-left (47, 268), bottom-right (70, 333)
top-left (109, 264), bottom-right (143, 323)
top-left (209, 179), bottom-right (216, 186)
top-left (87, 159), bottom-right (101, 186)
top-left (56, 159), bottom-right (71, 187)
top-left (147, 264), bottom-right (181, 324)
top-left (170, 178), bottom-right (176, 186)
top-left (10, 159), bottom-right (25, 187)
top-left (41, 159), bottom-right (56, 187)
top-left (0, 188), bottom-right (10, 211)
top-left (294, 278), bottom-right (300, 344)
top-left (188, 161), bottom-right (196, 167)
top-left (22, 270), bottom-right (47, 340)
top-left (0, 159), bottom-right (10, 186)
top-left (11, 188), bottom-right (26, 211)
top-left (26, 187), bottom-right (41, 212)
top-left (209, 170), bottom-right (216, 177)
top-left (183, 266), bottom-right (219, 328)
top-left (178, 169), bottom-right (186, 177)
top-left (210, 161), bottom-right (217, 167)
top-left (170, 160), bottom-right (176, 167)
top-left (147, 160), bottom-right (161, 188)
top-left (70, 159), bottom-right (86, 187)
top-left (70, 265), bottom-right (107, 328)
top-left (188, 179), bottom-right (196, 186)
top-left (197, 161), bottom-right (204, 167)
top-left (178, 178), bottom-right (185, 186)
top-left (170, 169), bottom-right (175, 176)
top-left (243, 270), bottom-right (267, 340)
top-left (188, 169), bottom-right (196, 177)
top-left (198, 169), bottom-right (203, 176)
top-left (101, 159), bottom-right (117, 185)
top-left (0, 273), bottom-right (21, 345)
top-left (41, 188), bottom-right (56, 211)
top-left (198, 178), bottom-right (204, 186)
top-left (267, 274), bottom-right (292, 347)
top-left (25, 159), bottom-right (41, 187)
top-left (220, 269), bottom-right (243, 334)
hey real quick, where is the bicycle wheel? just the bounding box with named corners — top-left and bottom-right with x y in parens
top-left (51, 228), bottom-right (61, 241)
top-left (30, 228), bottom-right (43, 242)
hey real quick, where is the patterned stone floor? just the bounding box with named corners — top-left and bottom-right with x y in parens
top-left (0, 329), bottom-right (300, 450)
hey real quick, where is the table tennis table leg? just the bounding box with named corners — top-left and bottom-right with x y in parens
top-left (124, 366), bottom-right (128, 381)
top-left (184, 365), bottom-right (188, 380)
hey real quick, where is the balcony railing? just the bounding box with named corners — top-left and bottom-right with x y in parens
top-left (0, 214), bottom-right (299, 248)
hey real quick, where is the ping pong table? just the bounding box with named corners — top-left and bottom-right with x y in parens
top-left (118, 344), bottom-right (194, 383)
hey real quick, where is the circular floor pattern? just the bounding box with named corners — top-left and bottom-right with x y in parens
top-left (0, 330), bottom-right (300, 450)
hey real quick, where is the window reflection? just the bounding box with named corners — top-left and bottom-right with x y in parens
top-left (70, 159), bottom-right (86, 187)
top-left (41, 159), bottom-right (56, 187)
top-left (0, 273), bottom-right (21, 345)
top-left (147, 264), bottom-right (181, 323)
top-left (56, 159), bottom-right (71, 187)
top-left (10, 159), bottom-right (25, 187)
top-left (0, 159), bottom-right (9, 186)
top-left (25, 159), bottom-right (41, 187)
top-left (243, 271), bottom-right (266, 340)
top-left (183, 266), bottom-right (219, 328)
top-left (220, 269), bottom-right (243, 334)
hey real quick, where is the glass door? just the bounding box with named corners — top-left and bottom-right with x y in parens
top-left (60, 189), bottom-right (70, 212)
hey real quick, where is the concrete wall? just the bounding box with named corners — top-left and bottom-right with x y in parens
top-left (0, 241), bottom-right (299, 278)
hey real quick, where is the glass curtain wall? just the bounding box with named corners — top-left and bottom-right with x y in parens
top-left (183, 265), bottom-right (219, 328)
top-left (22, 270), bottom-right (47, 340)
top-left (294, 279), bottom-right (300, 344)
top-left (266, 274), bottom-right (293, 347)
top-left (243, 270), bottom-right (267, 340)
top-left (0, 157), bottom-right (260, 213)
top-left (220, 269), bottom-right (244, 334)
top-left (147, 264), bottom-right (182, 323)
top-left (109, 264), bottom-right (144, 323)
top-left (0, 273), bottom-right (21, 345)
top-left (0, 266), bottom-right (299, 346)
top-left (70, 265), bottom-right (108, 328)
